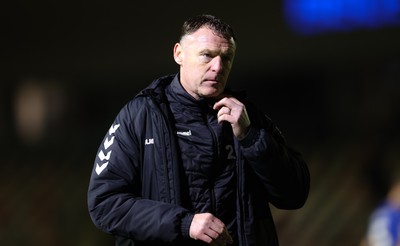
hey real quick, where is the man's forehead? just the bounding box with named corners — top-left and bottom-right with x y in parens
top-left (181, 27), bottom-right (235, 47)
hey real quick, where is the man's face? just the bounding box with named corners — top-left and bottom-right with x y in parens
top-left (174, 27), bottom-right (236, 100)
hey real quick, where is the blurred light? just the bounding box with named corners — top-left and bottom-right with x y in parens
top-left (14, 80), bottom-right (66, 145)
top-left (14, 82), bottom-right (46, 144)
top-left (284, 0), bottom-right (400, 35)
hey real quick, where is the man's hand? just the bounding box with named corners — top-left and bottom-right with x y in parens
top-left (213, 96), bottom-right (250, 140)
top-left (189, 213), bottom-right (233, 245)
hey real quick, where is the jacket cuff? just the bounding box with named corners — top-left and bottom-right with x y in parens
top-left (239, 126), bottom-right (259, 148)
top-left (180, 213), bottom-right (194, 239)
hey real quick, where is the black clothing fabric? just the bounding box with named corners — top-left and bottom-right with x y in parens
top-left (87, 74), bottom-right (310, 245)
top-left (165, 78), bottom-right (237, 241)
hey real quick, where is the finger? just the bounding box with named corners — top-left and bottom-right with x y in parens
top-left (202, 229), bottom-right (225, 245)
top-left (228, 96), bottom-right (243, 106)
top-left (206, 228), bottom-right (220, 240)
top-left (213, 97), bottom-right (235, 111)
top-left (205, 213), bottom-right (223, 225)
top-left (217, 112), bottom-right (233, 125)
top-left (207, 218), bottom-right (231, 245)
top-left (209, 224), bottom-right (224, 235)
top-left (218, 96), bottom-right (243, 107)
top-left (198, 233), bottom-right (214, 244)
top-left (210, 216), bottom-right (225, 230)
top-left (217, 106), bottom-right (231, 117)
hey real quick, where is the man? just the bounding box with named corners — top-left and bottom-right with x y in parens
top-left (88, 14), bottom-right (310, 246)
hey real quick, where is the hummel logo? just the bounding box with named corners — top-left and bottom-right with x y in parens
top-left (98, 150), bottom-right (112, 161)
top-left (95, 123), bottom-right (120, 176)
top-left (177, 130), bottom-right (192, 136)
top-left (145, 138), bottom-right (154, 145)
top-left (104, 136), bottom-right (115, 149)
top-left (109, 124), bottom-right (120, 135)
top-left (95, 162), bottom-right (108, 175)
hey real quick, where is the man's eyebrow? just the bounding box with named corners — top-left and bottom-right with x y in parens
top-left (199, 48), bottom-right (235, 56)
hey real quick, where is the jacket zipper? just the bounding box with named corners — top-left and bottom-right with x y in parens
top-left (157, 112), bottom-right (172, 203)
top-left (236, 145), bottom-right (247, 246)
top-left (203, 111), bottom-right (218, 214)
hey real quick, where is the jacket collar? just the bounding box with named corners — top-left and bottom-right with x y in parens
top-left (138, 73), bottom-right (245, 108)
top-left (168, 74), bottom-right (216, 111)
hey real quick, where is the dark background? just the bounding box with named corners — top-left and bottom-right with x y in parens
top-left (2, 1), bottom-right (400, 245)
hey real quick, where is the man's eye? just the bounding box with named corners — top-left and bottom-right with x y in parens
top-left (200, 53), bottom-right (213, 62)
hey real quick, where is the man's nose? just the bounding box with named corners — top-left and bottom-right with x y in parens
top-left (211, 56), bottom-right (223, 73)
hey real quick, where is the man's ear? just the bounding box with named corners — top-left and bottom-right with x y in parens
top-left (173, 43), bottom-right (183, 65)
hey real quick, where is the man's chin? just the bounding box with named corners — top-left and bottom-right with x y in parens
top-left (200, 85), bottom-right (224, 96)
top-left (200, 89), bottom-right (222, 98)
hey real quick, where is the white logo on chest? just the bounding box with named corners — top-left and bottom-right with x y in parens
top-left (177, 130), bottom-right (192, 136)
top-left (145, 138), bottom-right (154, 145)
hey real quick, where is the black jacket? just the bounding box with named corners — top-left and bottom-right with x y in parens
top-left (87, 74), bottom-right (310, 245)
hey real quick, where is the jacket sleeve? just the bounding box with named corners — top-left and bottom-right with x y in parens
top-left (87, 102), bottom-right (193, 242)
top-left (239, 107), bottom-right (310, 209)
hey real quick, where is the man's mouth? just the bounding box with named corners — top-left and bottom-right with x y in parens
top-left (204, 77), bottom-right (221, 83)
